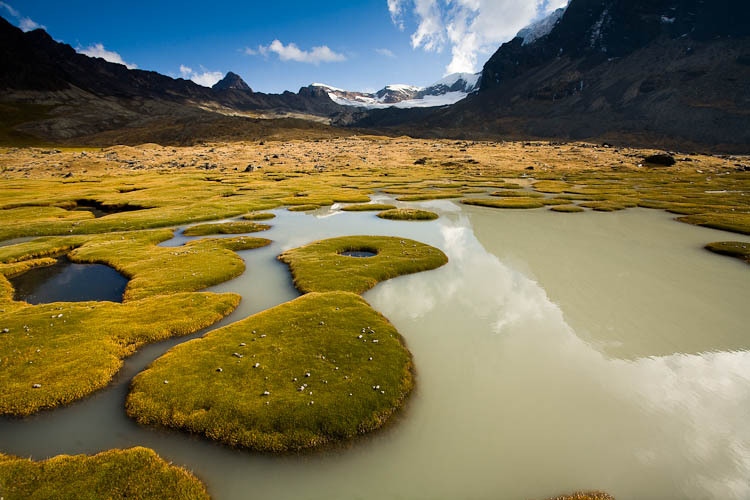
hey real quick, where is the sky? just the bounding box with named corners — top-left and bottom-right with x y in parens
top-left (1, 0), bottom-right (568, 93)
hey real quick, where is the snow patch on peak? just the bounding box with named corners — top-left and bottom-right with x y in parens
top-left (311, 82), bottom-right (345, 92)
top-left (516, 6), bottom-right (567, 46)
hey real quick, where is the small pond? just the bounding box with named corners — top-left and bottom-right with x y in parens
top-left (10, 258), bottom-right (129, 304)
top-left (340, 250), bottom-right (377, 257)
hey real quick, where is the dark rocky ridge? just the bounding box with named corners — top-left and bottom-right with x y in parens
top-left (347, 0), bottom-right (750, 152)
top-left (212, 72), bottom-right (252, 92)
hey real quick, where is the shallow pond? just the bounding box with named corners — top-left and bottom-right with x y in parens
top-left (1, 198), bottom-right (749, 500)
top-left (10, 258), bottom-right (128, 304)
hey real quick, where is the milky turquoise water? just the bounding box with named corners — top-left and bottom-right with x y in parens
top-left (1, 198), bottom-right (749, 500)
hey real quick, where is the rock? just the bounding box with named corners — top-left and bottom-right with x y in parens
top-left (305, 372), bottom-right (311, 377)
top-left (253, 363), bottom-right (260, 368)
top-left (63, 172), bottom-right (73, 178)
top-left (32, 383), bottom-right (41, 388)
top-left (233, 352), bottom-right (243, 358)
top-left (644, 153), bottom-right (676, 166)
top-left (163, 380), bottom-right (169, 384)
top-left (216, 368), bottom-right (223, 372)
top-left (1, 328), bottom-right (9, 333)
top-left (244, 165), bottom-right (256, 172)
top-left (414, 158), bottom-right (427, 165)
top-left (262, 391), bottom-right (270, 396)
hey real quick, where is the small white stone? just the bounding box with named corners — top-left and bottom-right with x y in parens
top-left (305, 372), bottom-right (311, 377)
top-left (163, 380), bottom-right (169, 384)
top-left (254, 363), bottom-right (260, 368)
top-left (262, 391), bottom-right (270, 396)
top-left (32, 383), bottom-right (41, 389)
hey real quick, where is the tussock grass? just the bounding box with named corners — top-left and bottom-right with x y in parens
top-left (340, 203), bottom-right (396, 212)
top-left (278, 235), bottom-right (448, 294)
top-left (287, 204), bottom-right (320, 212)
top-left (705, 241), bottom-right (750, 263)
top-left (395, 192), bottom-right (463, 201)
top-left (0, 447), bottom-right (209, 499)
top-left (490, 190), bottom-right (544, 198)
top-left (543, 492), bottom-right (614, 500)
top-left (376, 208), bottom-right (439, 221)
top-left (678, 213), bottom-right (750, 235)
top-left (242, 212), bottom-right (276, 220)
top-left (0, 292), bottom-right (239, 415)
top-left (127, 292), bottom-right (413, 452)
top-left (461, 198), bottom-right (546, 209)
top-left (550, 205), bottom-right (585, 213)
top-left (0, 231), bottom-right (271, 302)
top-left (182, 221), bottom-right (271, 236)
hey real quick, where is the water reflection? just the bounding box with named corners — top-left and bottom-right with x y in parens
top-left (0, 202), bottom-right (748, 500)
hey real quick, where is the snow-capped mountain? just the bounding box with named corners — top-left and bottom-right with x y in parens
top-left (516, 6), bottom-right (567, 45)
top-left (313, 72), bottom-right (481, 109)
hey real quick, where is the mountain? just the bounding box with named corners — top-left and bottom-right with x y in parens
top-left (0, 17), bottom-right (345, 144)
top-left (212, 72), bottom-right (252, 92)
top-left (314, 72), bottom-right (481, 109)
top-left (347, 0), bottom-right (750, 152)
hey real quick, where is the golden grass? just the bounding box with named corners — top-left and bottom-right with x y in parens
top-left (340, 203), bottom-right (397, 212)
top-left (705, 241), bottom-right (750, 263)
top-left (376, 208), bottom-right (439, 221)
top-left (287, 204), bottom-right (320, 212)
top-left (182, 221), bottom-right (271, 236)
top-left (126, 292), bottom-right (413, 452)
top-left (543, 492), bottom-right (614, 500)
top-left (242, 212), bottom-right (276, 220)
top-left (278, 235), bottom-right (448, 294)
top-left (462, 198), bottom-right (546, 209)
top-left (550, 205), bottom-right (585, 213)
top-left (0, 447), bottom-right (209, 499)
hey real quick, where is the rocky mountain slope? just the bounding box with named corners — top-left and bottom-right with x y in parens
top-left (0, 17), bottom-right (344, 143)
top-left (348, 0), bottom-right (750, 152)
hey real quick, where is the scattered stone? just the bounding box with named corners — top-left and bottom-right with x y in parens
top-left (163, 380), bottom-right (169, 384)
top-left (32, 384), bottom-right (41, 389)
top-left (216, 368), bottom-right (223, 372)
top-left (644, 153), bottom-right (676, 166)
top-left (232, 352), bottom-right (243, 358)
top-left (262, 391), bottom-right (270, 396)
top-left (253, 363), bottom-right (260, 368)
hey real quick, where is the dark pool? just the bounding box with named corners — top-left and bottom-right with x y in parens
top-left (340, 250), bottom-right (377, 257)
top-left (10, 258), bottom-right (129, 304)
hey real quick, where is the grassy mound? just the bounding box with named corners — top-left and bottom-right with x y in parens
top-left (0, 292), bottom-right (239, 416)
top-left (550, 205), bottom-right (585, 213)
top-left (395, 192), bottom-right (462, 202)
top-left (376, 208), bottom-right (438, 221)
top-left (678, 213), bottom-right (750, 235)
top-left (127, 292), bottom-right (414, 452)
top-left (705, 241), bottom-right (750, 263)
top-left (0, 447), bottom-right (209, 500)
top-left (278, 235), bottom-right (448, 294)
top-left (242, 212), bottom-right (276, 220)
top-left (340, 203), bottom-right (396, 212)
top-left (462, 198), bottom-right (546, 209)
top-left (544, 493), bottom-right (614, 500)
top-left (182, 221), bottom-right (270, 236)
top-left (0, 230), bottom-right (271, 302)
top-left (287, 204), bottom-right (320, 212)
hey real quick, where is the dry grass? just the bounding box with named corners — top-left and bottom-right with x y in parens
top-left (376, 208), bottom-right (439, 221)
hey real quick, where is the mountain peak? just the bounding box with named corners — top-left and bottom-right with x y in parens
top-left (213, 72), bottom-right (252, 92)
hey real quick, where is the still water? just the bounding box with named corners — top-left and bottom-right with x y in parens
top-left (1, 198), bottom-right (749, 500)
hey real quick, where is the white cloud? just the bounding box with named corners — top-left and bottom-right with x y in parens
top-left (77, 43), bottom-right (137, 69)
top-left (252, 39), bottom-right (346, 65)
top-left (375, 48), bottom-right (395, 57)
top-left (1, 2), bottom-right (46, 32)
top-left (390, 0), bottom-right (570, 74)
top-left (178, 65), bottom-right (223, 87)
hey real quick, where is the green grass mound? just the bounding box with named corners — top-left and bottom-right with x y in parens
top-left (0, 292), bottom-right (239, 416)
top-left (579, 199), bottom-right (637, 212)
top-left (678, 213), bottom-right (750, 235)
top-left (126, 292), bottom-right (414, 452)
top-left (490, 190), bottom-right (543, 198)
top-left (395, 193), bottom-right (462, 202)
top-left (287, 204), bottom-right (320, 212)
top-left (242, 212), bottom-right (276, 221)
top-left (550, 205), bottom-right (585, 213)
top-left (532, 180), bottom-right (574, 194)
top-left (340, 203), bottom-right (396, 212)
top-left (544, 493), bottom-right (614, 500)
top-left (705, 241), bottom-right (750, 263)
top-left (278, 235), bottom-right (448, 294)
top-left (182, 221), bottom-right (270, 236)
top-left (0, 230), bottom-right (271, 302)
top-left (376, 209), bottom-right (438, 221)
top-left (462, 198), bottom-right (546, 209)
top-left (0, 447), bottom-right (209, 500)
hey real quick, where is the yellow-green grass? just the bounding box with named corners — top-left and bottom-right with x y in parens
top-left (126, 292), bottom-right (413, 452)
top-left (287, 204), bottom-right (320, 212)
top-left (242, 212), bottom-right (276, 220)
top-left (579, 199), bottom-right (638, 212)
top-left (182, 221), bottom-right (271, 236)
top-left (0, 292), bottom-right (239, 415)
top-left (0, 231), bottom-right (271, 302)
top-left (340, 203), bottom-right (397, 212)
top-left (395, 192), bottom-right (463, 202)
top-left (677, 213), bottom-right (750, 235)
top-left (278, 235), bottom-right (448, 294)
top-left (0, 447), bottom-right (209, 500)
top-left (376, 208), bottom-right (439, 221)
top-left (461, 197), bottom-right (546, 209)
top-left (543, 493), bottom-right (614, 500)
top-left (533, 180), bottom-right (574, 193)
top-left (705, 241), bottom-right (750, 263)
top-left (490, 190), bottom-right (544, 198)
top-left (550, 205), bottom-right (585, 213)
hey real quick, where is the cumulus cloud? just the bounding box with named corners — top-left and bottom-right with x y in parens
top-left (1, 2), bottom-right (46, 32)
top-left (77, 43), bottom-right (138, 69)
top-left (248, 40), bottom-right (346, 64)
top-left (389, 0), bottom-right (569, 74)
top-left (178, 65), bottom-right (223, 87)
top-left (375, 48), bottom-right (395, 57)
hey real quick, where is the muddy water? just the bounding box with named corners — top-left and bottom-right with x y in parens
top-left (1, 199), bottom-right (749, 500)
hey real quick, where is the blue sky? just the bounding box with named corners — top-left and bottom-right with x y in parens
top-left (2, 0), bottom-right (567, 93)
